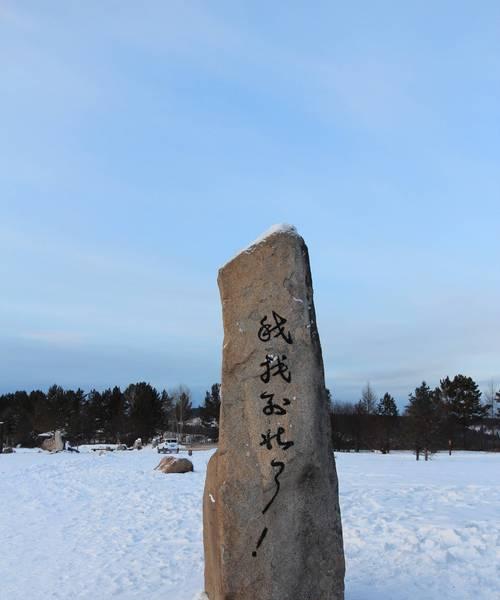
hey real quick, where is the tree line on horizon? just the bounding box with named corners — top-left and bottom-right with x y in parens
top-left (330, 375), bottom-right (500, 458)
top-left (1, 374), bottom-right (499, 456)
top-left (0, 382), bottom-right (221, 447)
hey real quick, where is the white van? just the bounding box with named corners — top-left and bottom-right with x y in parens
top-left (157, 438), bottom-right (180, 454)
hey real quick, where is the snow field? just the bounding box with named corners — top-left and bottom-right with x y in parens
top-left (339, 452), bottom-right (500, 600)
top-left (1, 448), bottom-right (209, 600)
top-left (0, 449), bottom-right (498, 599)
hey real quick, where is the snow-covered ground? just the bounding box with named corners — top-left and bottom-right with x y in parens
top-left (1, 448), bottom-right (498, 600)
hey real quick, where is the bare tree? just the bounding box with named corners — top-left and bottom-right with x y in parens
top-left (171, 386), bottom-right (193, 439)
top-left (359, 382), bottom-right (377, 414)
top-left (483, 380), bottom-right (498, 419)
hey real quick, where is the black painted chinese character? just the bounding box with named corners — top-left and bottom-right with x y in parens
top-left (258, 311), bottom-right (293, 344)
top-left (260, 391), bottom-right (290, 416)
top-left (262, 459), bottom-right (285, 514)
top-left (259, 354), bottom-right (291, 384)
top-left (260, 427), bottom-right (294, 451)
top-left (252, 527), bottom-right (268, 557)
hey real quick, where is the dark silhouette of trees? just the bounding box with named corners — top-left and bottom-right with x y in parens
top-left (439, 375), bottom-right (489, 450)
top-left (330, 400), bottom-right (359, 451)
top-left (377, 393), bottom-right (399, 453)
top-left (102, 386), bottom-right (128, 442)
top-left (405, 382), bottom-right (442, 460)
top-left (125, 382), bottom-right (164, 442)
top-left (329, 373), bottom-right (499, 455)
top-left (82, 390), bottom-right (105, 442)
top-left (31, 390), bottom-right (47, 432)
top-left (1, 373), bottom-right (498, 451)
top-left (349, 383), bottom-right (378, 451)
top-left (201, 383), bottom-right (221, 426)
top-left (65, 388), bottom-right (85, 442)
top-left (377, 392), bottom-right (399, 417)
top-left (1, 391), bottom-right (34, 446)
top-left (0, 382), bottom-right (188, 446)
top-left (46, 385), bottom-right (66, 430)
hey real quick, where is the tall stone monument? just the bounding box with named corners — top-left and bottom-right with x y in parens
top-left (203, 225), bottom-right (345, 600)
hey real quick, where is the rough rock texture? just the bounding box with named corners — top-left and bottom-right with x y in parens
top-left (203, 225), bottom-right (345, 600)
top-left (41, 439), bottom-right (52, 451)
top-left (41, 430), bottom-right (64, 452)
top-left (155, 456), bottom-right (194, 474)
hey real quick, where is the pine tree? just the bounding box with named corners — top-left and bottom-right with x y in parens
top-left (45, 385), bottom-right (67, 431)
top-left (31, 390), bottom-right (48, 433)
top-left (126, 382), bottom-right (163, 442)
top-left (376, 393), bottom-right (399, 453)
top-left (65, 388), bottom-right (85, 442)
top-left (352, 383), bottom-right (378, 450)
top-left (200, 383), bottom-right (221, 427)
top-left (105, 386), bottom-right (128, 442)
top-left (440, 375), bottom-right (488, 449)
top-left (0, 391), bottom-right (34, 446)
top-left (82, 389), bottom-right (105, 442)
top-left (405, 382), bottom-right (441, 460)
top-left (377, 393), bottom-right (399, 417)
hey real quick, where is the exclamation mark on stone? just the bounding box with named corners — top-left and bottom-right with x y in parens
top-left (252, 527), bottom-right (268, 557)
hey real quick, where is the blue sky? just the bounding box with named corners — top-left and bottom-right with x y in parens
top-left (1, 2), bottom-right (499, 407)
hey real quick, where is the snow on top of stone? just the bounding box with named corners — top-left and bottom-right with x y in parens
top-left (222, 224), bottom-right (299, 269)
top-left (250, 223), bottom-right (298, 246)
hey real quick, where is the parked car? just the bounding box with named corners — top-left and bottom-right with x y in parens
top-left (157, 439), bottom-right (180, 454)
